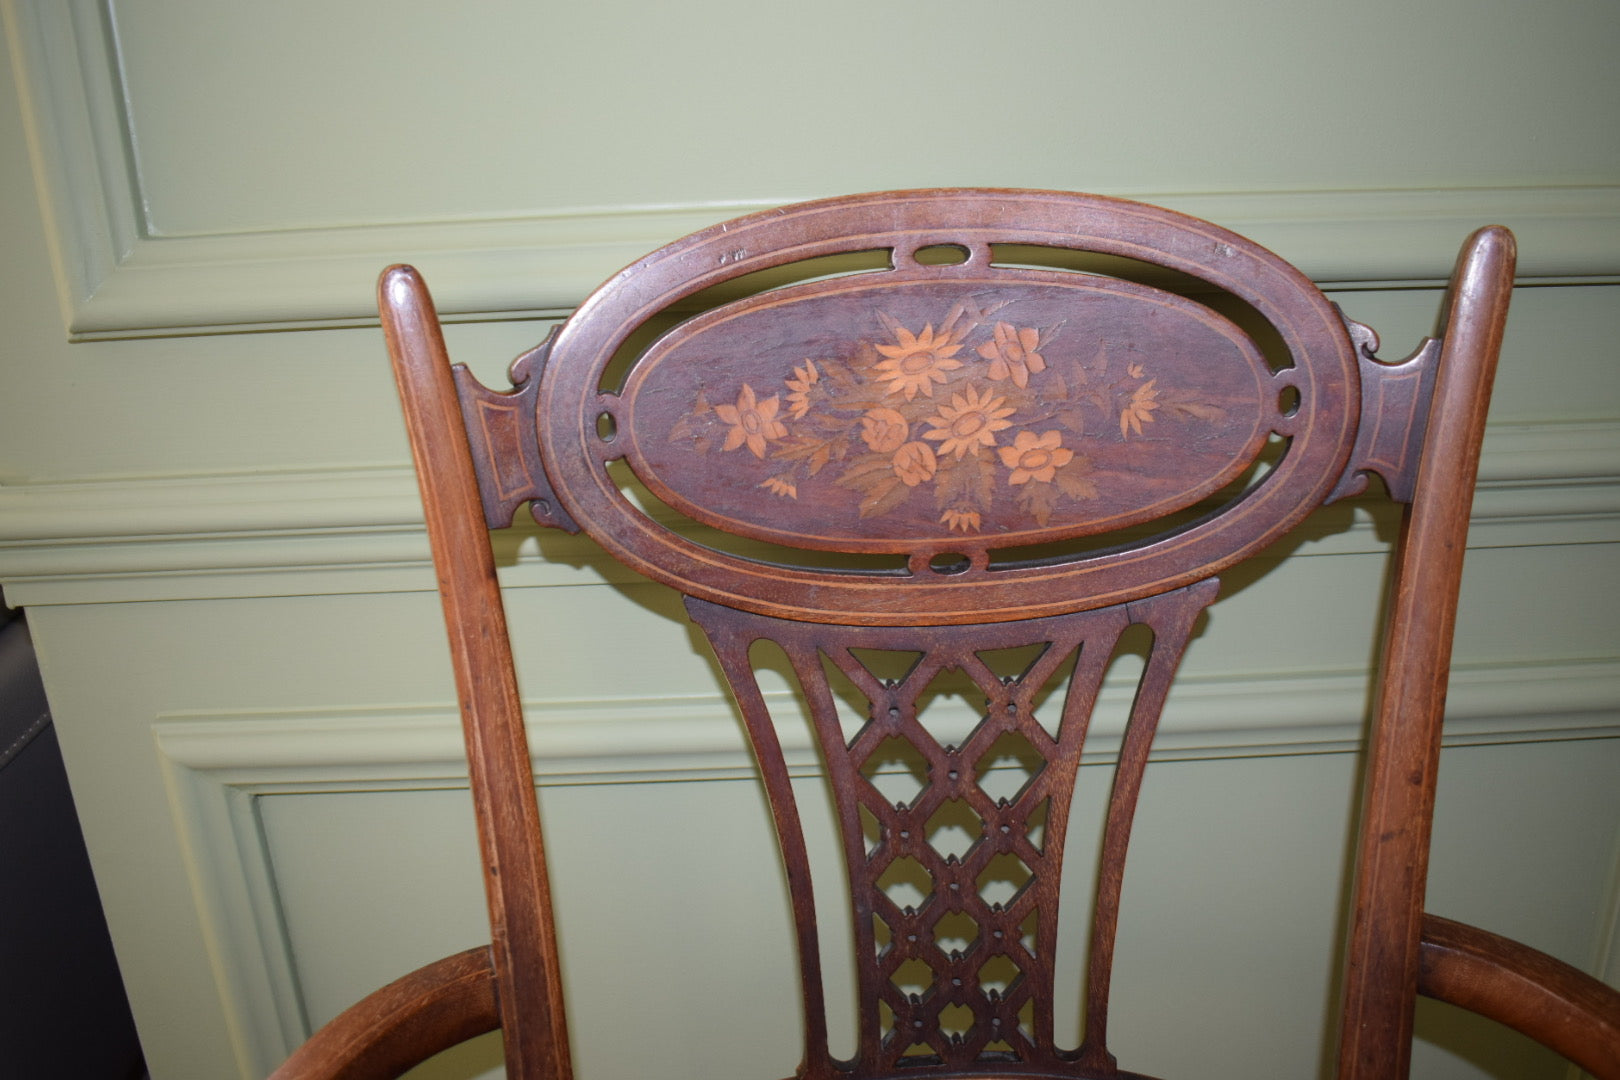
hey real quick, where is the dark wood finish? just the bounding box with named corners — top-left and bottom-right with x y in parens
top-left (270, 947), bottom-right (499, 1080)
top-left (372, 266), bottom-right (573, 1080)
top-left (451, 328), bottom-right (580, 533)
top-left (689, 580), bottom-right (1215, 1080)
top-left (1325, 316), bottom-right (1442, 504)
top-left (535, 190), bottom-right (1359, 625)
top-left (1334, 226), bottom-right (1519, 1080)
top-left (272, 192), bottom-right (1618, 1079)
top-left (632, 277), bottom-right (1272, 548)
top-left (1419, 914), bottom-right (1620, 1078)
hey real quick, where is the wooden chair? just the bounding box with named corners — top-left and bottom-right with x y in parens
top-left (272, 190), bottom-right (1620, 1080)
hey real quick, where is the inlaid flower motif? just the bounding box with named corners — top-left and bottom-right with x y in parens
top-left (998, 430), bottom-right (1074, 485)
top-left (977, 322), bottom-right (1046, 388)
top-left (873, 325), bottom-right (964, 400)
top-left (1120, 379), bottom-right (1160, 437)
top-left (676, 303), bottom-right (1220, 538)
top-left (761, 476), bottom-right (798, 498)
top-left (860, 407), bottom-right (910, 453)
top-left (715, 383), bottom-right (788, 457)
top-left (923, 385), bottom-right (1016, 460)
top-left (785, 360), bottom-right (819, 419)
top-left (891, 440), bottom-right (938, 487)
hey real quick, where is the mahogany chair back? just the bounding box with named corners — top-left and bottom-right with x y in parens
top-left (271, 190), bottom-right (1620, 1080)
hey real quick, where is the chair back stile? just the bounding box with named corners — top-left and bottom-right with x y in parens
top-left (1336, 226), bottom-right (1516, 1078)
top-left (380, 267), bottom-right (574, 1080)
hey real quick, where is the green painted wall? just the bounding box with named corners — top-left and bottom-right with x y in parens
top-left (1, 2), bottom-right (1616, 1077)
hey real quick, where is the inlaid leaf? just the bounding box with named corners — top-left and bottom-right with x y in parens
top-left (837, 454), bottom-right (899, 488)
top-left (1017, 481), bottom-right (1058, 526)
top-left (1053, 458), bottom-right (1099, 499)
top-left (860, 476), bottom-right (910, 518)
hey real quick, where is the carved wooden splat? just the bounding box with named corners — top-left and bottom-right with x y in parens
top-left (689, 579), bottom-right (1217, 1080)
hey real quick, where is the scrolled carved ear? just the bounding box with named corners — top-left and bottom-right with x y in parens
top-left (451, 326), bottom-right (580, 533)
top-left (1324, 309), bottom-right (1442, 505)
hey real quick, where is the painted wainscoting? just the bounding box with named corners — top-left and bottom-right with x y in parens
top-left (2, 2), bottom-right (1618, 1079)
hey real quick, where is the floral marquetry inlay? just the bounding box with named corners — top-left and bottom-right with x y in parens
top-left (623, 278), bottom-right (1276, 551)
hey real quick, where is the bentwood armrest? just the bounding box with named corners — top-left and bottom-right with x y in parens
top-left (1418, 913), bottom-right (1620, 1079)
top-left (268, 946), bottom-right (501, 1080)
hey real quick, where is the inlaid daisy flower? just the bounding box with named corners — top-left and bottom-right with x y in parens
top-left (873, 325), bottom-right (964, 400)
top-left (923, 386), bottom-right (1016, 459)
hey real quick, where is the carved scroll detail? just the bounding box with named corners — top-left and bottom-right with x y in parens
top-left (452, 327), bottom-right (579, 532)
top-left (1326, 313), bottom-right (1442, 504)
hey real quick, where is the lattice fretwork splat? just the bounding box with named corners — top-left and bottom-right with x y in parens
top-left (687, 579), bottom-right (1218, 1080)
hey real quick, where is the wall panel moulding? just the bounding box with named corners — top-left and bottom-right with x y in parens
top-left (6, 1), bottom-right (1619, 341)
top-left (0, 419), bottom-right (1616, 606)
top-left (148, 658), bottom-right (1620, 1075)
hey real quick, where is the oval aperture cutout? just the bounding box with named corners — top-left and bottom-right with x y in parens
top-left (622, 276), bottom-right (1273, 552)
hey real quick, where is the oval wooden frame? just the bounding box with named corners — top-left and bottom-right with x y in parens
top-left (538, 189), bottom-right (1358, 625)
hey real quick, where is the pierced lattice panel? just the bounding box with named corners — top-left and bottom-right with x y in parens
top-left (688, 579), bottom-right (1216, 1080)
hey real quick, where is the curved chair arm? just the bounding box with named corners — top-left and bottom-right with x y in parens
top-left (268, 946), bottom-right (502, 1080)
top-left (1419, 913), bottom-right (1620, 1078)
